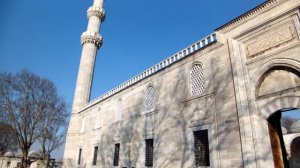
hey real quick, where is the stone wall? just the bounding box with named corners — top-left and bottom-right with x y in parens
top-left (64, 0), bottom-right (300, 167)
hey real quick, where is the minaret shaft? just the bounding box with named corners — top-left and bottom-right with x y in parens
top-left (72, 0), bottom-right (105, 113)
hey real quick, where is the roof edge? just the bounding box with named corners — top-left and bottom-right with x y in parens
top-left (81, 32), bottom-right (220, 110)
top-left (215, 0), bottom-right (283, 32)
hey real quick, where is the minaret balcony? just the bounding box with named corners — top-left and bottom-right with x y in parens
top-left (87, 6), bottom-right (105, 22)
top-left (80, 31), bottom-right (103, 48)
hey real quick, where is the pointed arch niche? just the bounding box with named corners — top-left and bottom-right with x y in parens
top-left (250, 59), bottom-right (300, 119)
top-left (256, 66), bottom-right (300, 99)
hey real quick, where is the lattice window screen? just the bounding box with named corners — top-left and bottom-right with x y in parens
top-left (193, 130), bottom-right (210, 166)
top-left (145, 85), bottom-right (155, 112)
top-left (191, 64), bottom-right (205, 96)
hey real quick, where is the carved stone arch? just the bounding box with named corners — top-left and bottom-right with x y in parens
top-left (147, 82), bottom-right (154, 88)
top-left (250, 58), bottom-right (300, 99)
top-left (192, 61), bottom-right (203, 66)
top-left (249, 59), bottom-right (300, 167)
top-left (286, 134), bottom-right (300, 149)
top-left (259, 96), bottom-right (300, 120)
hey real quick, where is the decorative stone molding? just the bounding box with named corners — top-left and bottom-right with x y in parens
top-left (87, 6), bottom-right (105, 22)
top-left (80, 31), bottom-right (103, 48)
top-left (215, 0), bottom-right (282, 32)
top-left (183, 93), bottom-right (215, 127)
top-left (247, 27), bottom-right (293, 58)
top-left (139, 111), bottom-right (158, 132)
top-left (259, 96), bottom-right (300, 120)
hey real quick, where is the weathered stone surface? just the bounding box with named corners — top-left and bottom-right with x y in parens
top-left (64, 0), bottom-right (300, 168)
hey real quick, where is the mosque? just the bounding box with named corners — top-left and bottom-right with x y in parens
top-left (63, 0), bottom-right (300, 167)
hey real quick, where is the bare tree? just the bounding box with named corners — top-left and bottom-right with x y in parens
top-left (0, 70), bottom-right (67, 168)
top-left (281, 115), bottom-right (296, 130)
top-left (0, 122), bottom-right (17, 155)
top-left (38, 99), bottom-right (68, 167)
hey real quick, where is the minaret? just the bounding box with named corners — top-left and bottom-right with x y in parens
top-left (72, 0), bottom-right (105, 113)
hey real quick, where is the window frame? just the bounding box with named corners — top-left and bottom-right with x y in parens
top-left (113, 143), bottom-right (120, 166)
top-left (77, 148), bottom-right (82, 165)
top-left (145, 138), bottom-right (154, 167)
top-left (145, 84), bottom-right (155, 112)
top-left (193, 129), bottom-right (210, 166)
top-left (92, 146), bottom-right (98, 165)
top-left (190, 124), bottom-right (216, 168)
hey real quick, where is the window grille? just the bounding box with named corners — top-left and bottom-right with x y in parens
top-left (191, 64), bottom-right (205, 96)
top-left (77, 148), bottom-right (82, 165)
top-left (193, 130), bottom-right (210, 166)
top-left (93, 146), bottom-right (98, 165)
top-left (145, 139), bottom-right (153, 167)
top-left (113, 143), bottom-right (120, 166)
top-left (145, 85), bottom-right (155, 112)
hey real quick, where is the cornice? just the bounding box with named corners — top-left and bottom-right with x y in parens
top-left (215, 0), bottom-right (284, 33)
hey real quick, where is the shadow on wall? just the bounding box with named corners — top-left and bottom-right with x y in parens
top-left (67, 52), bottom-right (279, 167)
top-left (91, 52), bottom-right (271, 168)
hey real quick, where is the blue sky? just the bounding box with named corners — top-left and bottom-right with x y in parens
top-left (0, 0), bottom-right (279, 160)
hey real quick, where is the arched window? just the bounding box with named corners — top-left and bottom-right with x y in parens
top-left (256, 66), bottom-right (300, 98)
top-left (95, 108), bottom-right (101, 128)
top-left (191, 63), bottom-right (205, 96)
top-left (116, 99), bottom-right (122, 122)
top-left (80, 116), bottom-right (85, 133)
top-left (145, 85), bottom-right (155, 112)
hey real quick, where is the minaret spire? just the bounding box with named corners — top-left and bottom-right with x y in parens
top-left (72, 0), bottom-right (105, 113)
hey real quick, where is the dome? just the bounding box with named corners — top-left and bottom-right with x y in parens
top-left (28, 150), bottom-right (38, 158)
top-left (290, 120), bottom-right (300, 133)
top-left (4, 151), bottom-right (15, 157)
top-left (15, 152), bottom-right (23, 157)
top-left (281, 126), bottom-right (288, 134)
top-left (28, 150), bottom-right (42, 158)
